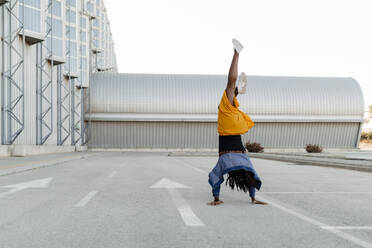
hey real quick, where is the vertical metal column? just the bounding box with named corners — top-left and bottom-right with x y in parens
top-left (70, 79), bottom-right (82, 145)
top-left (36, 0), bottom-right (53, 144)
top-left (80, 88), bottom-right (85, 145)
top-left (81, 15), bottom-right (96, 146)
top-left (65, 2), bottom-right (76, 145)
top-left (56, 64), bottom-right (70, 145)
top-left (81, 86), bottom-right (90, 145)
top-left (1, 0), bottom-right (25, 145)
top-left (70, 78), bottom-right (74, 144)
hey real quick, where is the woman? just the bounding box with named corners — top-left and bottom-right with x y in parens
top-left (207, 39), bottom-right (267, 206)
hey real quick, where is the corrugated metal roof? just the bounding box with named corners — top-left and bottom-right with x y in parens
top-left (90, 73), bottom-right (365, 117)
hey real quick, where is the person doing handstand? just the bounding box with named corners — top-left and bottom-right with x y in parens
top-left (207, 39), bottom-right (267, 206)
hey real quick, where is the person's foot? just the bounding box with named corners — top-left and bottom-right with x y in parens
top-left (237, 72), bottom-right (247, 94)
top-left (232, 38), bottom-right (244, 53)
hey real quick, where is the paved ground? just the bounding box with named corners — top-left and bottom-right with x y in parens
top-left (0, 152), bottom-right (372, 248)
top-left (0, 152), bottom-right (97, 176)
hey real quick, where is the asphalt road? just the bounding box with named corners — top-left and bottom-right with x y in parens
top-left (0, 152), bottom-right (372, 248)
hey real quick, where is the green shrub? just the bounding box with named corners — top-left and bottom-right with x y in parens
top-left (245, 141), bottom-right (264, 153)
top-left (361, 132), bottom-right (368, 140)
top-left (305, 144), bottom-right (323, 153)
top-left (368, 132), bottom-right (372, 140)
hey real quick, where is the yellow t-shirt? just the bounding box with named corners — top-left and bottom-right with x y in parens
top-left (217, 91), bottom-right (255, 135)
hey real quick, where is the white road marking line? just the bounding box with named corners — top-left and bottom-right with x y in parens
top-left (0, 177), bottom-right (53, 199)
top-left (261, 192), bottom-right (372, 194)
top-left (150, 178), bottom-right (204, 227)
top-left (169, 157), bottom-right (208, 175)
top-left (0, 188), bottom-right (24, 199)
top-left (120, 160), bottom-right (129, 168)
top-left (168, 188), bottom-right (205, 227)
top-left (75, 191), bottom-right (98, 207)
top-left (108, 171), bottom-right (117, 178)
top-left (256, 196), bottom-right (372, 248)
top-left (322, 226), bottom-right (372, 230)
top-left (172, 160), bottom-right (372, 247)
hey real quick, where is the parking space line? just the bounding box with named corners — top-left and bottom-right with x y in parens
top-left (261, 192), bottom-right (372, 194)
top-left (322, 226), bottom-right (372, 230)
top-left (169, 157), bottom-right (208, 175)
top-left (75, 191), bottom-right (98, 207)
top-left (171, 158), bottom-right (372, 248)
top-left (258, 195), bottom-right (372, 248)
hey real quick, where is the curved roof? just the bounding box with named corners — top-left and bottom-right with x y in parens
top-left (89, 73), bottom-right (364, 122)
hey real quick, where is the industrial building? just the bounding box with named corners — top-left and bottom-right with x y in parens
top-left (88, 73), bottom-right (365, 151)
top-left (1, 1), bottom-right (365, 154)
top-left (0, 0), bottom-right (117, 156)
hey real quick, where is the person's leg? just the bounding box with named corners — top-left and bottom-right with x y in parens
top-left (225, 40), bottom-right (242, 104)
top-left (228, 51), bottom-right (239, 88)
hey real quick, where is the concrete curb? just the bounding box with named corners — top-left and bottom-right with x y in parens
top-left (0, 145), bottom-right (89, 157)
top-left (169, 152), bottom-right (372, 173)
top-left (0, 152), bottom-right (100, 177)
top-left (247, 153), bottom-right (372, 173)
top-left (259, 152), bottom-right (372, 162)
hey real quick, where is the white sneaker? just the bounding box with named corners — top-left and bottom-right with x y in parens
top-left (237, 72), bottom-right (247, 94)
top-left (232, 38), bottom-right (244, 53)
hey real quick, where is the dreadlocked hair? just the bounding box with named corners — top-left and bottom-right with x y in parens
top-left (225, 169), bottom-right (256, 193)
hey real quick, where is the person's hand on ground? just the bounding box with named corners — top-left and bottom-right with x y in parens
top-left (207, 200), bottom-right (224, 206)
top-left (251, 198), bottom-right (268, 205)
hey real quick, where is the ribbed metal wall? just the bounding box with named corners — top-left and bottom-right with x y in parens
top-left (89, 121), bottom-right (360, 149)
top-left (88, 73), bottom-right (364, 149)
top-left (90, 121), bottom-right (218, 149)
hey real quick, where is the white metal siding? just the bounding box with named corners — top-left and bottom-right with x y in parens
top-left (88, 73), bottom-right (364, 149)
top-left (15, 43), bottom-right (37, 144)
top-left (89, 121), bottom-right (360, 149)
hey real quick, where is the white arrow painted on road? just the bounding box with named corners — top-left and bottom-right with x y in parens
top-left (150, 178), bottom-right (204, 227)
top-left (0, 177), bottom-right (53, 199)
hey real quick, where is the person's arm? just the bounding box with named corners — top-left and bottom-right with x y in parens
top-left (207, 185), bottom-right (224, 206)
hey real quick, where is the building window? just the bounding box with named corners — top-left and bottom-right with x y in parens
top-left (65, 2), bottom-right (78, 75)
top-left (46, 15), bottom-right (63, 57)
top-left (48, 0), bottom-right (61, 17)
top-left (20, 6), bottom-right (41, 33)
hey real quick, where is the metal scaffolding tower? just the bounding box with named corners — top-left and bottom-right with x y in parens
top-left (56, 64), bottom-right (70, 145)
top-left (36, 0), bottom-right (54, 145)
top-left (1, 0), bottom-right (25, 145)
